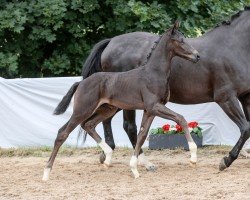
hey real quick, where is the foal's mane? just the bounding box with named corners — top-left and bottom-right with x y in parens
top-left (141, 34), bottom-right (163, 67)
top-left (141, 29), bottom-right (184, 67)
top-left (215, 6), bottom-right (250, 28)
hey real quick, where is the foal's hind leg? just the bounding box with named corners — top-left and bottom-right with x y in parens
top-left (42, 115), bottom-right (83, 181)
top-left (99, 117), bottom-right (115, 164)
top-left (82, 105), bottom-right (118, 166)
top-left (123, 110), bottom-right (156, 171)
top-left (216, 96), bottom-right (250, 170)
top-left (99, 109), bottom-right (121, 164)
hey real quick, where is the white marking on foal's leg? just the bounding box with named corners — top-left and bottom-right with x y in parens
top-left (130, 155), bottom-right (139, 178)
top-left (98, 140), bottom-right (113, 166)
top-left (188, 142), bottom-right (197, 164)
top-left (138, 153), bottom-right (156, 171)
top-left (42, 168), bottom-right (51, 181)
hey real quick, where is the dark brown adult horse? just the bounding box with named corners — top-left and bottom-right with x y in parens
top-left (81, 7), bottom-right (250, 171)
top-left (42, 22), bottom-right (199, 180)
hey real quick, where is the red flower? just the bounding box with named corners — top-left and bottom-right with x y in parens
top-left (162, 124), bottom-right (170, 132)
top-left (188, 121), bottom-right (198, 128)
top-left (175, 124), bottom-right (182, 132)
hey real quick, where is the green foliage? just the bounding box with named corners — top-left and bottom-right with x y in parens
top-left (193, 127), bottom-right (203, 138)
top-left (0, 0), bottom-right (249, 78)
top-left (0, 52), bottom-right (18, 77)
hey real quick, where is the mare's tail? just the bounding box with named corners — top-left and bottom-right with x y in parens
top-left (81, 38), bottom-right (111, 79)
top-left (53, 82), bottom-right (80, 115)
top-left (76, 39), bottom-right (111, 145)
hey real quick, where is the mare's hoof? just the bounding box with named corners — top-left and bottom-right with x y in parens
top-left (219, 157), bottom-right (228, 171)
top-left (146, 165), bottom-right (157, 172)
top-left (99, 152), bottom-right (106, 164)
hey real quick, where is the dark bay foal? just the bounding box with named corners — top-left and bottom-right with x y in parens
top-left (43, 22), bottom-right (200, 180)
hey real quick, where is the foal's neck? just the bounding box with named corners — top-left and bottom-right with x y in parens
top-left (145, 33), bottom-right (173, 76)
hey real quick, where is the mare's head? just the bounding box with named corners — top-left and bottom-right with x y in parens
top-left (167, 21), bottom-right (200, 63)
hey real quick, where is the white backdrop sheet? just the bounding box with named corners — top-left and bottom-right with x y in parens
top-left (0, 77), bottom-right (249, 148)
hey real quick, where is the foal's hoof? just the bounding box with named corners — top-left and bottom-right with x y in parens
top-left (131, 169), bottom-right (140, 179)
top-left (99, 152), bottom-right (106, 164)
top-left (146, 164), bottom-right (157, 172)
top-left (103, 163), bottom-right (110, 169)
top-left (189, 161), bottom-right (197, 167)
top-left (42, 168), bottom-right (51, 181)
top-left (103, 160), bottom-right (112, 168)
top-left (134, 173), bottom-right (140, 179)
top-left (219, 157), bottom-right (228, 171)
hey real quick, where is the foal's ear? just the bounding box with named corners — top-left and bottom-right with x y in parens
top-left (171, 21), bottom-right (180, 35)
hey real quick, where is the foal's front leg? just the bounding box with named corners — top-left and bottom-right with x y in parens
top-left (130, 112), bottom-right (154, 178)
top-left (151, 103), bottom-right (197, 164)
top-left (123, 110), bottom-right (156, 171)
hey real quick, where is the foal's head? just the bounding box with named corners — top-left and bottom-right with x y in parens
top-left (167, 21), bottom-right (200, 63)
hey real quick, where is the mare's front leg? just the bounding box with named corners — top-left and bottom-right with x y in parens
top-left (217, 95), bottom-right (250, 170)
top-left (149, 103), bottom-right (197, 164)
top-left (130, 111), bottom-right (154, 178)
top-left (123, 110), bottom-right (156, 171)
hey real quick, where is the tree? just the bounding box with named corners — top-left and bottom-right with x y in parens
top-left (0, 0), bottom-right (249, 78)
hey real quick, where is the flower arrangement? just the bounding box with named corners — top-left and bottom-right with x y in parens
top-left (150, 121), bottom-right (202, 137)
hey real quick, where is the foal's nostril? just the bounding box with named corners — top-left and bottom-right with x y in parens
top-left (196, 54), bottom-right (200, 60)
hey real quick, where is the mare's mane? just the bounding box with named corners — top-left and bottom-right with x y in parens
top-left (215, 6), bottom-right (250, 28)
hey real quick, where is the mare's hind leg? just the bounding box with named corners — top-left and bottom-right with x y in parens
top-left (216, 96), bottom-right (250, 170)
top-left (239, 93), bottom-right (250, 158)
top-left (82, 104), bottom-right (118, 166)
top-left (42, 115), bottom-right (84, 181)
top-left (123, 110), bottom-right (138, 149)
top-left (241, 93), bottom-right (250, 121)
top-left (130, 111), bottom-right (154, 178)
top-left (123, 110), bottom-right (156, 171)
top-left (99, 117), bottom-right (115, 164)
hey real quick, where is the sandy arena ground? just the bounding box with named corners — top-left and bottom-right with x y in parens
top-left (0, 147), bottom-right (249, 200)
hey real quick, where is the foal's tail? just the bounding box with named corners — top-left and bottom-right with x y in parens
top-left (54, 40), bottom-right (110, 144)
top-left (81, 38), bottom-right (111, 79)
top-left (53, 82), bottom-right (80, 115)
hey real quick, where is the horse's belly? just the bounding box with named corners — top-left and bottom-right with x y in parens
top-left (169, 81), bottom-right (214, 104)
top-left (109, 99), bottom-right (144, 110)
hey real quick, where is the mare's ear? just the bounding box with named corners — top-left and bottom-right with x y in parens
top-left (171, 21), bottom-right (180, 35)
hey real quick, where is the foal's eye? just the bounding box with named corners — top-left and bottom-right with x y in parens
top-left (180, 39), bottom-right (184, 44)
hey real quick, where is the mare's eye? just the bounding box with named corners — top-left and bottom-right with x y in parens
top-left (180, 38), bottom-right (184, 44)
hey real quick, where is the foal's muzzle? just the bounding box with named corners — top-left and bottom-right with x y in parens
top-left (189, 51), bottom-right (200, 63)
top-left (194, 54), bottom-right (200, 63)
